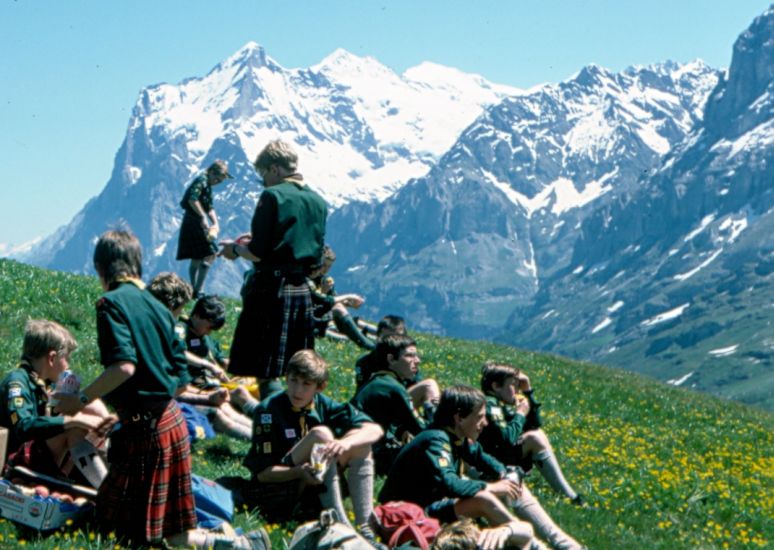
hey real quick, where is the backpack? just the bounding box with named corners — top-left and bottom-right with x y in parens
top-left (289, 509), bottom-right (378, 550)
top-left (373, 501), bottom-right (441, 550)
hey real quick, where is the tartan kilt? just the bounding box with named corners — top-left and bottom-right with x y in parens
top-left (176, 211), bottom-right (218, 260)
top-left (229, 277), bottom-right (314, 380)
top-left (97, 400), bottom-right (197, 544)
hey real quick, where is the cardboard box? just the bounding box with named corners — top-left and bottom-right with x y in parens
top-left (0, 427), bottom-right (7, 473)
top-left (0, 480), bottom-right (92, 530)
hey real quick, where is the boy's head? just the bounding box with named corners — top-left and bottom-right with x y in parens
top-left (93, 230), bottom-right (142, 285)
top-left (254, 140), bottom-right (298, 186)
top-left (376, 315), bottom-right (407, 342)
top-left (206, 159), bottom-right (233, 185)
top-left (310, 245), bottom-right (336, 278)
top-left (481, 362), bottom-right (520, 393)
top-left (22, 320), bottom-right (77, 381)
top-left (285, 350), bottom-right (328, 408)
top-left (190, 295), bottom-right (226, 335)
top-left (376, 334), bottom-right (419, 382)
top-left (148, 272), bottom-right (193, 316)
top-left (431, 519), bottom-right (480, 550)
top-left (434, 385), bottom-right (487, 441)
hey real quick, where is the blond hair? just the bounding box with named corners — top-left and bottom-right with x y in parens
top-left (22, 319), bottom-right (77, 360)
top-left (286, 349), bottom-right (328, 385)
top-left (149, 272), bottom-right (193, 312)
top-left (431, 519), bottom-right (480, 550)
top-left (254, 140), bottom-right (298, 172)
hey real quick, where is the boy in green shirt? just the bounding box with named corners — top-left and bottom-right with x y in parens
top-left (479, 363), bottom-right (582, 504)
top-left (238, 350), bottom-right (383, 542)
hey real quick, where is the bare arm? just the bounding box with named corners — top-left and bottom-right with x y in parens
top-left (53, 362), bottom-right (136, 415)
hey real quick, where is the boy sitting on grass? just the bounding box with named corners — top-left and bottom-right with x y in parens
top-left (351, 334), bottom-right (435, 474)
top-left (380, 385), bottom-right (583, 550)
top-left (235, 350), bottom-right (384, 542)
top-left (148, 274), bottom-right (253, 440)
top-left (478, 363), bottom-right (582, 504)
top-left (1, 319), bottom-right (111, 486)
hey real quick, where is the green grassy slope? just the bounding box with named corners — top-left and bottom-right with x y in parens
top-left (0, 259), bottom-right (771, 549)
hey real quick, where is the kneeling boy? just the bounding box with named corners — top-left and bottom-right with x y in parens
top-left (242, 350), bottom-right (383, 537)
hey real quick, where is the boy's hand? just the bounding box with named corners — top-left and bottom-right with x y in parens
top-left (319, 439), bottom-right (350, 462)
top-left (219, 242), bottom-right (238, 260)
top-left (67, 412), bottom-right (103, 431)
top-left (517, 373), bottom-right (531, 392)
top-left (487, 479), bottom-right (521, 500)
top-left (516, 397), bottom-right (530, 416)
top-left (208, 388), bottom-right (230, 406)
top-left (478, 525), bottom-right (512, 550)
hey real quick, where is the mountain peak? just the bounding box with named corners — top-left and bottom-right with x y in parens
top-left (572, 63), bottom-right (614, 86)
top-left (221, 41), bottom-right (279, 72)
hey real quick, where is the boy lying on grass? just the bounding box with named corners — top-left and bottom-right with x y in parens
top-left (225, 349), bottom-right (384, 545)
top-left (479, 363), bottom-right (583, 505)
top-left (1, 319), bottom-right (111, 487)
top-left (380, 385), bottom-right (583, 550)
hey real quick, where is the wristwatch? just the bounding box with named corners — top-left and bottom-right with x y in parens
top-left (78, 391), bottom-right (90, 406)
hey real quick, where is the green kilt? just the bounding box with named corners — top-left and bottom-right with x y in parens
top-left (176, 212), bottom-right (217, 260)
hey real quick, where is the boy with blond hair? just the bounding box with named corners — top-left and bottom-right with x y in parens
top-left (1, 320), bottom-right (110, 485)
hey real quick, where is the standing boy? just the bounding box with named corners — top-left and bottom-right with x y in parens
top-left (55, 230), bottom-right (267, 549)
top-left (239, 350), bottom-right (383, 542)
top-left (177, 159), bottom-right (233, 297)
top-left (221, 140), bottom-right (327, 398)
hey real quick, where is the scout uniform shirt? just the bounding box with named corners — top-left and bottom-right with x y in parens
top-left (175, 316), bottom-right (226, 387)
top-left (180, 174), bottom-right (214, 214)
top-left (379, 427), bottom-right (506, 508)
top-left (479, 391), bottom-right (543, 465)
top-left (0, 361), bottom-right (64, 453)
top-left (244, 391), bottom-right (373, 475)
top-left (97, 279), bottom-right (191, 411)
top-left (351, 370), bottom-right (426, 442)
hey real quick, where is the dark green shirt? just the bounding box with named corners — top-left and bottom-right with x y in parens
top-left (479, 391), bottom-right (542, 465)
top-left (180, 174), bottom-right (213, 213)
top-left (96, 280), bottom-right (191, 410)
top-left (351, 370), bottom-right (425, 441)
top-left (247, 178), bottom-right (327, 272)
top-left (245, 391), bottom-right (373, 475)
top-left (379, 428), bottom-right (505, 507)
top-left (176, 316), bottom-right (225, 387)
top-left (0, 362), bottom-right (65, 452)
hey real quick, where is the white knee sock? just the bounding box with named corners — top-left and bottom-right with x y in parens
top-left (320, 463), bottom-right (351, 527)
top-left (346, 455), bottom-right (375, 527)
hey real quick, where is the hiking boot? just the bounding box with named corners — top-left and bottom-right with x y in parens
top-left (570, 494), bottom-right (586, 507)
top-left (358, 523), bottom-right (388, 550)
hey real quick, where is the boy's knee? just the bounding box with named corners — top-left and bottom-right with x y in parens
top-left (308, 425), bottom-right (334, 443)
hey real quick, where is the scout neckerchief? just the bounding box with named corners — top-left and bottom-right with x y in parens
top-left (19, 358), bottom-right (50, 407)
top-left (444, 427), bottom-right (467, 477)
top-left (291, 400), bottom-right (315, 438)
top-left (108, 276), bottom-right (146, 291)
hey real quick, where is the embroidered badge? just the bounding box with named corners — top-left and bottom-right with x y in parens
top-left (491, 406), bottom-right (503, 417)
top-left (261, 414), bottom-right (272, 424)
top-left (190, 338), bottom-right (201, 347)
top-left (263, 442), bottom-right (272, 454)
top-left (254, 426), bottom-right (262, 435)
top-left (8, 385), bottom-right (22, 398)
top-left (175, 326), bottom-right (186, 338)
top-left (10, 412), bottom-right (18, 424)
top-left (285, 428), bottom-right (296, 439)
top-left (438, 456), bottom-right (449, 468)
top-left (13, 397), bottom-right (24, 408)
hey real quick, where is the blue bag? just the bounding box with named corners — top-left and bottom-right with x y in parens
top-left (177, 402), bottom-right (216, 443)
top-left (191, 474), bottom-right (234, 529)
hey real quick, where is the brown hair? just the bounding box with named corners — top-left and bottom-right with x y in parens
top-left (481, 362), bottom-right (520, 393)
top-left (433, 385), bottom-right (486, 429)
top-left (254, 140), bottom-right (298, 172)
top-left (148, 272), bottom-right (193, 312)
top-left (286, 350), bottom-right (328, 385)
top-left (375, 334), bottom-right (416, 370)
top-left (93, 230), bottom-right (142, 283)
top-left (431, 519), bottom-right (480, 550)
top-left (22, 319), bottom-right (77, 360)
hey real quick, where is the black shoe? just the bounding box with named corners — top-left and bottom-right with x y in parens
top-left (570, 494), bottom-right (586, 507)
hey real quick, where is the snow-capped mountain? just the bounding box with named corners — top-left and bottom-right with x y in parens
top-left (326, 59), bottom-right (720, 336)
top-left (21, 42), bottom-right (520, 286)
top-left (500, 7), bottom-right (774, 409)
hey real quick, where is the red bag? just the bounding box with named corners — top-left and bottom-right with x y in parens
top-left (373, 501), bottom-right (441, 550)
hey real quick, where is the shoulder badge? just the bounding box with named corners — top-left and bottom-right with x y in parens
top-left (13, 397), bottom-right (24, 408)
top-left (261, 414), bottom-right (272, 424)
top-left (10, 412), bottom-right (18, 425)
top-left (263, 442), bottom-right (272, 454)
top-left (8, 384), bottom-right (23, 398)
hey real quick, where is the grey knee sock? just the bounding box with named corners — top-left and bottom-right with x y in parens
top-left (346, 455), bottom-right (375, 527)
top-left (534, 449), bottom-right (577, 499)
top-left (194, 262), bottom-right (211, 295)
top-left (512, 484), bottom-right (582, 550)
top-left (189, 260), bottom-right (200, 287)
top-left (320, 463), bottom-right (351, 527)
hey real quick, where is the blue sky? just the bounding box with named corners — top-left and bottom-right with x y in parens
top-left (1, 0), bottom-right (770, 248)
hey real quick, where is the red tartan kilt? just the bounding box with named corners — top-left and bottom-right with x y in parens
top-left (97, 401), bottom-right (197, 544)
